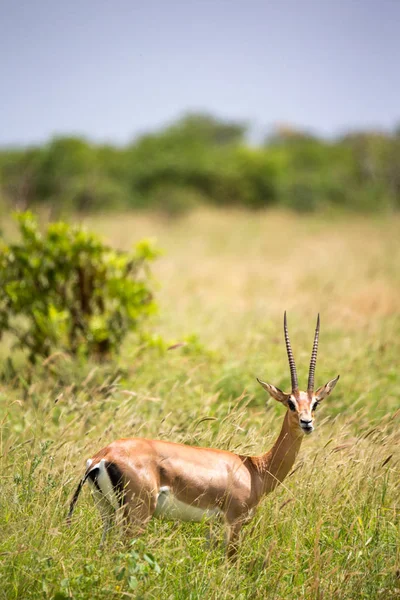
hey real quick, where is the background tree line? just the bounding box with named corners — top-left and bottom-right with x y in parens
top-left (1, 113), bottom-right (400, 216)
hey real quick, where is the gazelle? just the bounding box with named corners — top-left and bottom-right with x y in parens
top-left (68, 313), bottom-right (339, 557)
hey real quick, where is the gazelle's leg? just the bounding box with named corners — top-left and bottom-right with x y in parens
top-left (100, 512), bottom-right (114, 548)
top-left (88, 480), bottom-right (116, 548)
top-left (226, 520), bottom-right (243, 560)
top-left (205, 519), bottom-right (223, 549)
top-left (121, 485), bottom-right (158, 541)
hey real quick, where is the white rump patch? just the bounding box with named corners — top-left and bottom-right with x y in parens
top-left (86, 458), bottom-right (120, 510)
top-left (154, 486), bottom-right (220, 522)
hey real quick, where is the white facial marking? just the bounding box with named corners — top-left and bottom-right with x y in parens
top-left (154, 486), bottom-right (220, 522)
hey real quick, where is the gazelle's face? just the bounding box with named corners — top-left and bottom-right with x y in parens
top-left (258, 313), bottom-right (339, 435)
top-left (257, 376), bottom-right (340, 435)
top-left (285, 391), bottom-right (318, 435)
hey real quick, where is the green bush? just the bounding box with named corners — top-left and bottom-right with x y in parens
top-left (1, 114), bottom-right (400, 215)
top-left (211, 147), bottom-right (278, 208)
top-left (146, 184), bottom-right (205, 217)
top-left (0, 213), bottom-right (159, 362)
top-left (55, 175), bottom-right (131, 214)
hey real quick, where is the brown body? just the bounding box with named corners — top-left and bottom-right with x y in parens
top-left (86, 409), bottom-right (303, 555)
top-left (67, 313), bottom-right (339, 557)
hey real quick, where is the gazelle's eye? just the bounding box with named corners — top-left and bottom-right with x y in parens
top-left (312, 402), bottom-right (319, 412)
top-left (287, 400), bottom-right (296, 412)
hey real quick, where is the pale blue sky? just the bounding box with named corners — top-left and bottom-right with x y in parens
top-left (1, 0), bottom-right (399, 146)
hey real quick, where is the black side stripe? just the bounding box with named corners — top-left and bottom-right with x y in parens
top-left (105, 461), bottom-right (126, 507)
top-left (86, 467), bottom-right (102, 493)
top-left (67, 462), bottom-right (126, 525)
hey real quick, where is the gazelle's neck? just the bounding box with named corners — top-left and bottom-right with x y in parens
top-left (251, 411), bottom-right (304, 496)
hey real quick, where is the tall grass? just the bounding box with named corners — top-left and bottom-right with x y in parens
top-left (1, 208), bottom-right (399, 599)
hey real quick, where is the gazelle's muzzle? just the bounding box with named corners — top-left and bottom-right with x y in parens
top-left (299, 414), bottom-right (314, 434)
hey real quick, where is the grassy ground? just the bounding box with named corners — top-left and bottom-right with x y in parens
top-left (1, 208), bottom-right (399, 599)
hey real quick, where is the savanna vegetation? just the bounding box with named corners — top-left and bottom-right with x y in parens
top-left (0, 213), bottom-right (158, 362)
top-left (1, 113), bottom-right (400, 217)
top-left (0, 207), bottom-right (399, 599)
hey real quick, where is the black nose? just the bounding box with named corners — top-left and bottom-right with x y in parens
top-left (300, 419), bottom-right (312, 426)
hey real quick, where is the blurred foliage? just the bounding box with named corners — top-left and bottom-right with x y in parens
top-left (1, 113), bottom-right (400, 214)
top-left (0, 212), bottom-right (158, 362)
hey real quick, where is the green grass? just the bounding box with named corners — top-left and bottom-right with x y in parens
top-left (1, 208), bottom-right (400, 599)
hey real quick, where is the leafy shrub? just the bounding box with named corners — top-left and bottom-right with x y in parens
top-left (17, 541), bottom-right (160, 599)
top-left (55, 175), bottom-right (131, 214)
top-left (211, 147), bottom-right (278, 208)
top-left (1, 114), bottom-right (400, 215)
top-left (281, 178), bottom-right (322, 213)
top-left (113, 541), bottom-right (161, 591)
top-left (146, 184), bottom-right (205, 217)
top-left (0, 212), bottom-right (159, 362)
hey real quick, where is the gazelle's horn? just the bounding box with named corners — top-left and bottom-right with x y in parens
top-left (284, 312), bottom-right (298, 394)
top-left (307, 314), bottom-right (320, 393)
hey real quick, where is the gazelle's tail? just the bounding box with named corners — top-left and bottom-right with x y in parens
top-left (67, 459), bottom-right (126, 524)
top-left (66, 470), bottom-right (92, 525)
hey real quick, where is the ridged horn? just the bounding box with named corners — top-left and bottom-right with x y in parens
top-left (307, 314), bottom-right (320, 393)
top-left (284, 311), bottom-right (298, 393)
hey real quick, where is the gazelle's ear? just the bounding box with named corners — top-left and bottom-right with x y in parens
top-left (315, 375), bottom-right (340, 401)
top-left (257, 378), bottom-right (290, 403)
